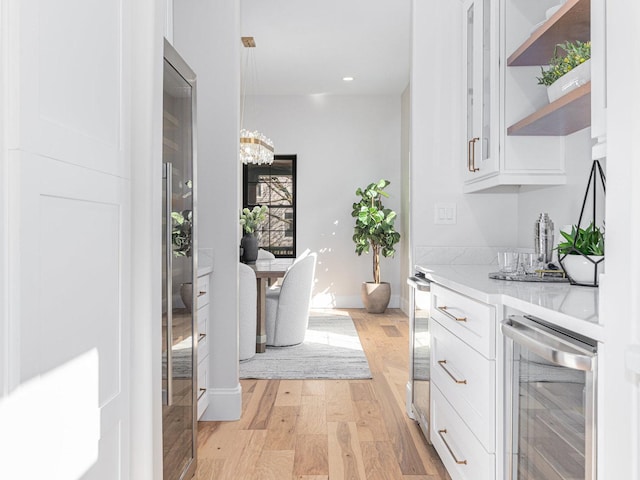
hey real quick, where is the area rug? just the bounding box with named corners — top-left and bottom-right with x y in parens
top-left (240, 313), bottom-right (372, 380)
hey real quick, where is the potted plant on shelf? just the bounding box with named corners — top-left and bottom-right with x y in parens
top-left (352, 179), bottom-right (401, 313)
top-left (239, 205), bottom-right (269, 264)
top-left (556, 222), bottom-right (604, 286)
top-left (537, 40), bottom-right (591, 103)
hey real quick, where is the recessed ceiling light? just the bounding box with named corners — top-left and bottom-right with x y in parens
top-left (343, 76), bottom-right (354, 82)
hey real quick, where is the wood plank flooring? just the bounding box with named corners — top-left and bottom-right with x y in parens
top-left (195, 308), bottom-right (450, 480)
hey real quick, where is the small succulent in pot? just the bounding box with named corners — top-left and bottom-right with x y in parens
top-left (556, 222), bottom-right (604, 257)
top-left (557, 222), bottom-right (604, 286)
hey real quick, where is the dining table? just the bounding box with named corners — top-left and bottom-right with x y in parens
top-left (249, 258), bottom-right (294, 352)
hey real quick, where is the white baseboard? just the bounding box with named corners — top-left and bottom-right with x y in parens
top-left (199, 384), bottom-right (242, 421)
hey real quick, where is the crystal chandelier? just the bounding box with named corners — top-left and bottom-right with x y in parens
top-left (240, 129), bottom-right (274, 165)
top-left (240, 37), bottom-right (274, 165)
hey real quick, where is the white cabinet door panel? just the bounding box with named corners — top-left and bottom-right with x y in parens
top-left (1, 0), bottom-right (132, 478)
top-left (14, 153), bottom-right (129, 405)
top-left (431, 384), bottom-right (495, 480)
top-left (431, 283), bottom-right (496, 359)
top-left (14, 0), bottom-right (126, 177)
top-left (431, 319), bottom-right (496, 452)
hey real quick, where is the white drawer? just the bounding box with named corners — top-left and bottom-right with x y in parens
top-left (431, 385), bottom-right (495, 480)
top-left (431, 319), bottom-right (496, 452)
top-left (197, 357), bottom-right (209, 418)
top-left (430, 283), bottom-right (495, 359)
top-left (196, 273), bottom-right (210, 310)
top-left (196, 304), bottom-right (209, 364)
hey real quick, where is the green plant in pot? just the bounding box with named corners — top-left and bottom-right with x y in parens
top-left (537, 40), bottom-right (591, 103)
top-left (352, 179), bottom-right (401, 313)
top-left (556, 222), bottom-right (604, 286)
top-left (171, 209), bottom-right (193, 258)
top-left (239, 205), bottom-right (269, 263)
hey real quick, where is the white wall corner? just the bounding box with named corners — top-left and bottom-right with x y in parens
top-left (199, 383), bottom-right (242, 422)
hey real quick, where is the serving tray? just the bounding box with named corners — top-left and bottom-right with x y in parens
top-left (489, 271), bottom-right (569, 283)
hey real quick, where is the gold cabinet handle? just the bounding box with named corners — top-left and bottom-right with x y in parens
top-left (436, 305), bottom-right (467, 322)
top-left (438, 360), bottom-right (467, 384)
top-left (438, 429), bottom-right (468, 465)
top-left (467, 137), bottom-right (479, 172)
top-left (197, 290), bottom-right (207, 297)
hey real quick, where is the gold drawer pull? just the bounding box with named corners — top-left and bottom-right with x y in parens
top-left (197, 388), bottom-right (207, 400)
top-left (437, 305), bottom-right (467, 322)
top-left (438, 429), bottom-right (468, 465)
top-left (438, 360), bottom-right (467, 384)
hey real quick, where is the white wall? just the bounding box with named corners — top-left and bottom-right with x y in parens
top-left (598, 0), bottom-right (640, 477)
top-left (516, 128), bottom-right (600, 255)
top-left (173, 2), bottom-right (242, 420)
top-left (130, 1), bottom-right (164, 478)
top-left (411, 0), bottom-right (519, 259)
top-left (245, 94), bottom-right (403, 308)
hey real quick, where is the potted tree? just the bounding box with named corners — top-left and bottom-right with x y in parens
top-left (557, 222), bottom-right (604, 286)
top-left (352, 179), bottom-right (401, 313)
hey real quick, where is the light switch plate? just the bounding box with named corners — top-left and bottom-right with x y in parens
top-left (434, 202), bottom-right (457, 225)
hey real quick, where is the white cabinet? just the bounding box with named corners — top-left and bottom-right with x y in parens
top-left (431, 386), bottom-right (496, 480)
top-left (463, 0), bottom-right (500, 183)
top-left (196, 270), bottom-right (212, 418)
top-left (464, 0), bottom-right (576, 193)
top-left (430, 283), bottom-right (499, 480)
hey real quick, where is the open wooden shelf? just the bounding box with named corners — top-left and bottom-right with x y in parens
top-left (507, 0), bottom-right (590, 66)
top-left (507, 82), bottom-right (591, 136)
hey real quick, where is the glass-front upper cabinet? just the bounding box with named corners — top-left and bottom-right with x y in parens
top-left (463, 0), bottom-right (499, 184)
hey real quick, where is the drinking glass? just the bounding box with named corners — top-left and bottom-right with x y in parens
top-left (498, 251), bottom-right (519, 273)
top-left (519, 252), bottom-right (540, 275)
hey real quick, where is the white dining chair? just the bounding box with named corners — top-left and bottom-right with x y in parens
top-left (265, 252), bottom-right (317, 347)
top-left (257, 248), bottom-right (275, 260)
top-left (239, 262), bottom-right (257, 361)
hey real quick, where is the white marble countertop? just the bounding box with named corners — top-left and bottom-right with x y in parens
top-left (416, 264), bottom-right (604, 342)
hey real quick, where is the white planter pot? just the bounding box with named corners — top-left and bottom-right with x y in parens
top-left (561, 254), bottom-right (604, 286)
top-left (547, 59), bottom-right (591, 103)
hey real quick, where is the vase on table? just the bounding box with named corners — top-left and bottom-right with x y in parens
top-left (241, 233), bottom-right (258, 264)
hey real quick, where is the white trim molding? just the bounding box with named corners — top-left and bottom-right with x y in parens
top-left (199, 384), bottom-right (242, 421)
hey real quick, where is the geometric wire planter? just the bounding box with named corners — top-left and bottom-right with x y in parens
top-left (557, 159), bottom-right (606, 287)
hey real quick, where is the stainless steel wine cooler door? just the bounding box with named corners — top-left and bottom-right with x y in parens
top-left (408, 274), bottom-right (431, 441)
top-left (502, 315), bottom-right (597, 480)
top-left (162, 39), bottom-right (198, 480)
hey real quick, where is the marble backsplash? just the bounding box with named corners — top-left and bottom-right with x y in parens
top-left (414, 246), bottom-right (538, 267)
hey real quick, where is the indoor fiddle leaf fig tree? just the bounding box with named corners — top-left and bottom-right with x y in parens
top-left (352, 179), bottom-right (401, 313)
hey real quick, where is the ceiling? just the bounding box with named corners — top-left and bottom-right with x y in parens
top-left (240, 0), bottom-right (412, 96)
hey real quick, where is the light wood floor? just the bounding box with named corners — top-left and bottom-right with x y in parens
top-left (195, 308), bottom-right (450, 480)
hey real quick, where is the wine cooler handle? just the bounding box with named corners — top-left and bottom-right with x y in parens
top-left (164, 162), bottom-right (174, 406)
top-left (501, 318), bottom-right (595, 371)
